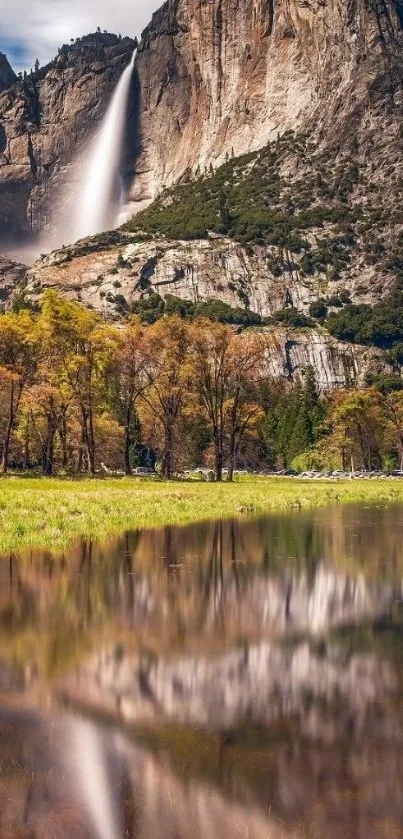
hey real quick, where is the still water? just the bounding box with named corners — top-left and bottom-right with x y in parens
top-left (1, 505), bottom-right (403, 838)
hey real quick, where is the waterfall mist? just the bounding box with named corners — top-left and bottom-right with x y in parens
top-left (72, 50), bottom-right (136, 242)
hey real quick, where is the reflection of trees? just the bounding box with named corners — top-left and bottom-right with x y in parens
top-left (1, 506), bottom-right (403, 678)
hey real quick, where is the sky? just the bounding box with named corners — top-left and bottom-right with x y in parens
top-left (0, 0), bottom-right (159, 72)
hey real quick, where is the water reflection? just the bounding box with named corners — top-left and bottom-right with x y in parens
top-left (1, 505), bottom-right (403, 678)
top-left (1, 505), bottom-right (403, 837)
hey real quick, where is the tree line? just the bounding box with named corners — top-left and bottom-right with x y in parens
top-left (0, 292), bottom-right (267, 478)
top-left (0, 291), bottom-right (402, 478)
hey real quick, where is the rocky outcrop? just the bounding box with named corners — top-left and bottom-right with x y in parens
top-left (0, 53), bottom-right (16, 94)
top-left (0, 254), bottom-right (26, 306)
top-left (0, 34), bottom-right (135, 239)
top-left (23, 232), bottom-right (393, 390)
top-left (129, 0), bottom-right (403, 205)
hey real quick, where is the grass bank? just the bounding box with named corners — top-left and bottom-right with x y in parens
top-left (1, 475), bottom-right (403, 554)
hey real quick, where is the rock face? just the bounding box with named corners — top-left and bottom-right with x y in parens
top-left (0, 1), bottom-right (401, 392)
top-left (0, 254), bottom-right (26, 305)
top-left (130, 0), bottom-right (403, 205)
top-left (1, 2), bottom-right (402, 237)
top-left (0, 53), bottom-right (16, 94)
top-left (0, 34), bottom-right (135, 239)
top-left (23, 232), bottom-right (393, 390)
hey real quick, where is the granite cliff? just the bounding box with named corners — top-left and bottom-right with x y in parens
top-left (129, 0), bottom-right (403, 205)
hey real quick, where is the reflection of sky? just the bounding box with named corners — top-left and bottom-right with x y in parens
top-left (0, 0), bottom-right (159, 73)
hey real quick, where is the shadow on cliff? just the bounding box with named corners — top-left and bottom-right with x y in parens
top-left (121, 61), bottom-right (142, 204)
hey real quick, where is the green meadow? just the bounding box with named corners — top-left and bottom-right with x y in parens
top-left (1, 475), bottom-right (403, 554)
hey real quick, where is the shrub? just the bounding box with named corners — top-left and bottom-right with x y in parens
top-left (164, 295), bottom-right (194, 318)
top-left (115, 294), bottom-right (128, 314)
top-left (193, 299), bottom-right (262, 326)
top-left (273, 308), bottom-right (313, 328)
top-left (131, 293), bottom-right (164, 324)
top-left (327, 290), bottom-right (403, 349)
top-left (309, 300), bottom-right (328, 320)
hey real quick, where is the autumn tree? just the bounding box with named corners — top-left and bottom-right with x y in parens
top-left (140, 316), bottom-right (194, 478)
top-left (191, 321), bottom-right (266, 480)
top-left (0, 310), bottom-right (40, 473)
top-left (39, 291), bottom-right (118, 474)
top-left (113, 316), bottom-right (154, 475)
top-left (224, 332), bottom-right (266, 481)
top-left (383, 391), bottom-right (403, 469)
top-left (320, 388), bottom-right (384, 471)
top-left (190, 320), bottom-right (233, 481)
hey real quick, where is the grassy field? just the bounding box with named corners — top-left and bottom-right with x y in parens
top-left (1, 475), bottom-right (403, 554)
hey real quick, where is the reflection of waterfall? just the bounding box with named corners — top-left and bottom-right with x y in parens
top-left (72, 51), bottom-right (135, 241)
top-left (3, 703), bottom-right (403, 839)
top-left (68, 717), bottom-right (119, 839)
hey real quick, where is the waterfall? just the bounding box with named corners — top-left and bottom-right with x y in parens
top-left (72, 51), bottom-right (136, 242)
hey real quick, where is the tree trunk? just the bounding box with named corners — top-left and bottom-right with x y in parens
top-left (87, 407), bottom-right (96, 476)
top-left (23, 418), bottom-right (31, 471)
top-left (227, 424), bottom-right (236, 483)
top-left (214, 432), bottom-right (223, 482)
top-left (356, 422), bottom-right (369, 470)
top-left (2, 383), bottom-right (15, 475)
top-left (124, 403), bottom-right (133, 476)
top-left (77, 421), bottom-right (86, 473)
top-left (59, 414), bottom-right (68, 470)
top-left (2, 415), bottom-right (13, 475)
top-left (81, 406), bottom-right (95, 475)
top-left (163, 426), bottom-right (173, 479)
top-left (42, 417), bottom-right (56, 476)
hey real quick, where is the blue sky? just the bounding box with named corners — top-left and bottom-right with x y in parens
top-left (0, 0), bottom-right (159, 72)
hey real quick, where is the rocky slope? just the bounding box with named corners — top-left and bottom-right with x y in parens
top-left (0, 33), bottom-right (135, 239)
top-left (0, 254), bottom-right (26, 304)
top-left (21, 231), bottom-right (393, 389)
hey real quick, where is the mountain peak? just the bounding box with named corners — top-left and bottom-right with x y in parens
top-left (0, 52), bottom-right (17, 93)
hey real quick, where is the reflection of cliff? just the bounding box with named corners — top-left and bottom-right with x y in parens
top-left (60, 637), bottom-right (398, 735)
top-left (2, 508), bottom-right (403, 837)
top-left (1, 549), bottom-right (403, 675)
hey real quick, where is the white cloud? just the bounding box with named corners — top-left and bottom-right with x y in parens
top-left (0, 0), bottom-right (159, 72)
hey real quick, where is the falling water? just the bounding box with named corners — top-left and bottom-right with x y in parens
top-left (73, 50), bottom-right (136, 241)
